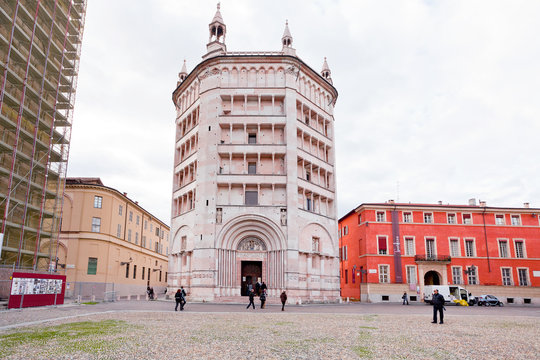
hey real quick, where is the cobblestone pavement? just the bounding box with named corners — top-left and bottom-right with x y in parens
top-left (0, 301), bottom-right (539, 359)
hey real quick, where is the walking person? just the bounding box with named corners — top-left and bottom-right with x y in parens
top-left (246, 289), bottom-right (256, 309)
top-left (180, 286), bottom-right (186, 310)
top-left (174, 289), bottom-right (183, 311)
top-left (260, 289), bottom-right (267, 309)
top-left (280, 291), bottom-right (287, 311)
top-left (431, 289), bottom-right (445, 324)
top-left (261, 282), bottom-right (267, 293)
top-left (255, 281), bottom-right (261, 296)
top-left (402, 292), bottom-right (409, 305)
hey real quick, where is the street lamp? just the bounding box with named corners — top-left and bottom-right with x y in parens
top-left (120, 257), bottom-right (132, 266)
top-left (463, 265), bottom-right (476, 275)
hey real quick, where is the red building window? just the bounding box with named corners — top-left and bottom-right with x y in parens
top-left (345, 269), bottom-right (348, 284)
top-left (378, 236), bottom-right (387, 255)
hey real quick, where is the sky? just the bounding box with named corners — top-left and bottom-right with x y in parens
top-left (69, 0), bottom-right (540, 225)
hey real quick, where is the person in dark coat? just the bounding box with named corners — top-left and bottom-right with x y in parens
top-left (280, 291), bottom-right (287, 311)
top-left (260, 289), bottom-right (267, 309)
top-left (246, 289), bottom-right (255, 309)
top-left (175, 289), bottom-right (183, 311)
top-left (261, 282), bottom-right (267, 293)
top-left (255, 281), bottom-right (261, 296)
top-left (431, 289), bottom-right (445, 324)
top-left (402, 292), bottom-right (409, 305)
top-left (180, 286), bottom-right (187, 310)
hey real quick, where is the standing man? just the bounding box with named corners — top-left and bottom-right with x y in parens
top-left (246, 289), bottom-right (256, 309)
top-left (402, 292), bottom-right (409, 305)
top-left (280, 291), bottom-right (287, 311)
top-left (431, 289), bottom-right (445, 324)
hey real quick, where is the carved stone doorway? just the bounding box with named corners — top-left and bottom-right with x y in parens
top-left (241, 261), bottom-right (262, 296)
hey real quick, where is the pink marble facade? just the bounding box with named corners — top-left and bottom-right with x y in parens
top-left (168, 5), bottom-right (339, 301)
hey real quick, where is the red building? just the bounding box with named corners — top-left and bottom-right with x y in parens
top-left (338, 200), bottom-right (540, 304)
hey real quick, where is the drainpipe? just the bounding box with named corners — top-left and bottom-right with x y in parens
top-left (482, 207), bottom-right (491, 272)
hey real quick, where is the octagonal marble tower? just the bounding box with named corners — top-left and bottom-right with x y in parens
top-left (168, 4), bottom-right (339, 302)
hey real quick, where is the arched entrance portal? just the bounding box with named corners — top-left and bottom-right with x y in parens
top-left (424, 270), bottom-right (441, 285)
top-left (238, 238), bottom-right (266, 296)
top-left (216, 215), bottom-right (286, 297)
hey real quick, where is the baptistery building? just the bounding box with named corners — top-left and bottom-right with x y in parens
top-left (168, 5), bottom-right (339, 301)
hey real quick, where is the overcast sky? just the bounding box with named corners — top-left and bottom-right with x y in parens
top-left (69, 0), bottom-right (540, 225)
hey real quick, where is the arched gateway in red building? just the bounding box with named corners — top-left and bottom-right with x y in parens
top-left (424, 270), bottom-right (441, 285)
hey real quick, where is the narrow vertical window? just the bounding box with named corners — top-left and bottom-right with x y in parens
top-left (378, 236), bottom-right (387, 255)
top-left (133, 265), bottom-right (137, 279)
top-left (91, 217), bottom-right (101, 233)
top-left (498, 240), bottom-right (508, 258)
top-left (379, 265), bottom-right (389, 283)
top-left (119, 205), bottom-right (123, 215)
top-left (425, 238), bottom-right (435, 258)
top-left (450, 239), bottom-right (460, 257)
top-left (447, 213), bottom-right (456, 224)
top-left (465, 239), bottom-right (475, 257)
top-left (142, 266), bottom-right (145, 280)
top-left (125, 263), bottom-right (130, 278)
top-left (376, 211), bottom-right (386, 222)
top-left (345, 269), bottom-right (348, 284)
top-left (87, 258), bottom-right (98, 275)
top-left (501, 268), bottom-right (512, 286)
top-left (117, 224), bottom-right (121, 238)
top-left (406, 266), bottom-right (417, 284)
top-left (94, 196), bottom-right (102, 208)
top-left (452, 267), bottom-right (462, 284)
top-left (467, 266), bottom-right (477, 285)
top-left (518, 269), bottom-right (529, 286)
top-left (403, 212), bottom-right (412, 223)
top-left (423, 213), bottom-right (433, 223)
top-left (515, 241), bottom-right (525, 258)
top-left (405, 237), bottom-right (415, 256)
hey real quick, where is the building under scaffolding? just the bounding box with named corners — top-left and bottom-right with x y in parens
top-left (0, 0), bottom-right (87, 273)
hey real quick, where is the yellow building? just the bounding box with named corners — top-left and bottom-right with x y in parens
top-left (59, 178), bottom-right (169, 300)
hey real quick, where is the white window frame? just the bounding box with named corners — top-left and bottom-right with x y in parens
top-left (462, 213), bottom-right (473, 225)
top-left (377, 235), bottom-right (388, 255)
top-left (513, 239), bottom-right (526, 258)
top-left (517, 268), bottom-right (529, 286)
top-left (464, 238), bottom-right (476, 257)
top-left (376, 211), bottom-right (386, 222)
top-left (495, 214), bottom-right (505, 225)
top-left (402, 212), bottom-right (412, 223)
top-left (91, 217), bottom-right (101, 233)
top-left (497, 239), bottom-right (509, 258)
top-left (449, 237), bottom-right (460, 257)
top-left (128, 229), bottom-right (132, 242)
top-left (404, 236), bottom-right (415, 256)
top-left (378, 264), bottom-right (390, 283)
top-left (343, 245), bottom-right (348, 261)
top-left (343, 225), bottom-right (349, 235)
top-left (452, 266), bottom-right (463, 284)
top-left (447, 213), bottom-right (457, 224)
top-left (118, 205), bottom-right (123, 216)
top-left (467, 265), bottom-right (478, 285)
top-left (129, 211), bottom-right (133, 222)
top-left (423, 212), bottom-right (433, 224)
top-left (406, 265), bottom-right (417, 284)
top-left (116, 224), bottom-right (121, 238)
top-left (501, 267), bottom-right (513, 286)
top-left (510, 214), bottom-right (521, 226)
top-left (425, 237), bottom-right (437, 258)
top-left (94, 196), bottom-right (102, 209)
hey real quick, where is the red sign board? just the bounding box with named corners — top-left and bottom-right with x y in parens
top-left (8, 272), bottom-right (66, 309)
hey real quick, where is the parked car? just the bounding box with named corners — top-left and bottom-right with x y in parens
top-left (476, 295), bottom-right (504, 306)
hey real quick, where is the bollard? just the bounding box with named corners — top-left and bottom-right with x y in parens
top-left (91, 295), bottom-right (95, 302)
top-left (54, 288), bottom-right (58, 308)
top-left (19, 292), bottom-right (25, 310)
top-left (77, 295), bottom-right (81, 303)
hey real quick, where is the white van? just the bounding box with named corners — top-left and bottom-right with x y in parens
top-left (423, 285), bottom-right (475, 305)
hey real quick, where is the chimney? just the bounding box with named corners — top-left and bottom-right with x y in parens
top-left (438, 201), bottom-right (443, 205)
top-left (468, 198), bottom-right (476, 206)
top-left (524, 202), bottom-right (530, 208)
top-left (135, 201), bottom-right (138, 205)
top-left (388, 199), bottom-right (395, 204)
top-left (479, 200), bottom-right (486, 207)
top-left (123, 192), bottom-right (127, 197)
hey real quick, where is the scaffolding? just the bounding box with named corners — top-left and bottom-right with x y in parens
top-left (0, 0), bottom-right (87, 272)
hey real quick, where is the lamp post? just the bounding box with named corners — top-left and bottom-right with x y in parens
top-left (463, 265), bottom-right (476, 284)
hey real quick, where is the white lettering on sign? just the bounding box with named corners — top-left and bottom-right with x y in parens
top-left (368, 269), bottom-right (377, 274)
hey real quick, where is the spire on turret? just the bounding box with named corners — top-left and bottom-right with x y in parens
top-left (321, 57), bottom-right (332, 84)
top-left (204, 3), bottom-right (227, 59)
top-left (178, 60), bottom-right (188, 84)
top-left (281, 20), bottom-right (296, 56)
top-left (282, 20), bottom-right (292, 47)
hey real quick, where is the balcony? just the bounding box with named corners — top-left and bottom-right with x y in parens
top-left (414, 255), bottom-right (451, 263)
